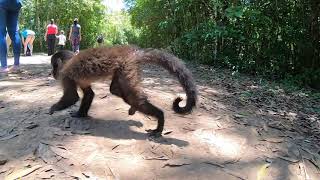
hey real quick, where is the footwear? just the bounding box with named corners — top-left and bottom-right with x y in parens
top-left (0, 67), bottom-right (9, 77)
top-left (9, 65), bottom-right (21, 73)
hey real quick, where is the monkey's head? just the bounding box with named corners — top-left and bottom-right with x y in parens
top-left (50, 50), bottom-right (75, 79)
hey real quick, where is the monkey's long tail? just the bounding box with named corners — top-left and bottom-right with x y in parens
top-left (139, 48), bottom-right (198, 114)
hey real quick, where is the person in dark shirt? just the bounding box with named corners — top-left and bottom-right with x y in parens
top-left (68, 18), bottom-right (81, 54)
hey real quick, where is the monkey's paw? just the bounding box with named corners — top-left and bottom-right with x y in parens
top-left (128, 107), bottom-right (136, 115)
top-left (49, 105), bottom-right (57, 115)
top-left (70, 111), bottom-right (88, 118)
top-left (146, 129), bottom-right (162, 138)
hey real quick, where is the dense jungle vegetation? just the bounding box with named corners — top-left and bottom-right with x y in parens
top-left (20, 0), bottom-right (320, 89)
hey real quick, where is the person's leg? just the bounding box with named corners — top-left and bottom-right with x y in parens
top-left (6, 34), bottom-right (11, 55)
top-left (48, 35), bottom-right (55, 55)
top-left (7, 9), bottom-right (21, 67)
top-left (23, 36), bottom-right (31, 55)
top-left (28, 35), bottom-right (35, 55)
top-left (52, 35), bottom-right (56, 54)
top-left (0, 8), bottom-right (8, 70)
top-left (75, 37), bottom-right (80, 53)
top-left (49, 37), bottom-right (54, 55)
top-left (47, 35), bottom-right (54, 55)
top-left (47, 36), bottom-right (50, 55)
top-left (71, 37), bottom-right (76, 52)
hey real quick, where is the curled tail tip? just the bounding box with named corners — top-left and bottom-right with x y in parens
top-left (173, 96), bottom-right (196, 114)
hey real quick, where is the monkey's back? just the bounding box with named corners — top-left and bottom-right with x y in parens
top-left (61, 45), bottom-right (139, 82)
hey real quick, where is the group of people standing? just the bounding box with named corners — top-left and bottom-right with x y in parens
top-left (45, 18), bottom-right (81, 56)
top-left (0, 0), bottom-right (82, 75)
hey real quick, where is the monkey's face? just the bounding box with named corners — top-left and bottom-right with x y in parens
top-left (50, 50), bottom-right (74, 79)
top-left (51, 58), bottom-right (63, 79)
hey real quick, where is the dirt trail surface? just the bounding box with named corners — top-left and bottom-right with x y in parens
top-left (0, 54), bottom-right (319, 180)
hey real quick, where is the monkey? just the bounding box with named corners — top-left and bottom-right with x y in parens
top-left (50, 50), bottom-right (75, 79)
top-left (50, 49), bottom-right (138, 114)
top-left (49, 45), bottom-right (198, 137)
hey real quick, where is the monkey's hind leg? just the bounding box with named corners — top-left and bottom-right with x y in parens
top-left (49, 77), bottom-right (79, 114)
top-left (110, 70), bottom-right (137, 115)
top-left (111, 68), bottom-right (164, 137)
top-left (71, 86), bottom-right (95, 118)
top-left (136, 99), bottom-right (164, 137)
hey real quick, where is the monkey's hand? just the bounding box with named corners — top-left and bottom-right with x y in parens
top-left (49, 104), bottom-right (58, 115)
top-left (128, 107), bottom-right (137, 115)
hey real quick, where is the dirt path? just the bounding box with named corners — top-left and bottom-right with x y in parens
top-left (0, 54), bottom-right (319, 180)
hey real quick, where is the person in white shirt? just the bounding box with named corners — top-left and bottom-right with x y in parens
top-left (56, 30), bottom-right (66, 50)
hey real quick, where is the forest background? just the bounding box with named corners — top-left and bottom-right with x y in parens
top-left (20, 0), bottom-right (320, 89)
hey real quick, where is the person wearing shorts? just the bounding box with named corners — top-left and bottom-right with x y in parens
top-left (21, 29), bottom-right (35, 56)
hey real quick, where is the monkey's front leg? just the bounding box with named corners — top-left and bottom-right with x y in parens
top-left (49, 95), bottom-right (79, 114)
top-left (49, 77), bottom-right (79, 114)
top-left (71, 86), bottom-right (95, 118)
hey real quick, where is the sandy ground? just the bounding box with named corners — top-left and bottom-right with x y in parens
top-left (0, 53), bottom-right (319, 180)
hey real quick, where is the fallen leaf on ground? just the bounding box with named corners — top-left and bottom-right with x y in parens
top-left (25, 123), bottom-right (39, 129)
top-left (162, 158), bottom-right (192, 168)
top-left (257, 163), bottom-right (271, 180)
top-left (234, 114), bottom-right (246, 118)
top-left (71, 130), bottom-right (91, 135)
top-left (182, 127), bottom-right (196, 131)
top-left (50, 146), bottom-right (71, 159)
top-left (0, 133), bottom-right (19, 141)
top-left (112, 145), bottom-right (120, 151)
top-left (203, 161), bottom-right (225, 168)
top-left (0, 155), bottom-right (8, 165)
top-left (37, 170), bottom-right (55, 179)
top-left (278, 156), bottom-right (299, 163)
top-left (143, 156), bottom-right (169, 161)
top-left (261, 137), bottom-right (284, 143)
top-left (100, 95), bottom-right (108, 99)
top-left (163, 131), bottom-right (173, 135)
top-left (5, 165), bottom-right (42, 180)
top-left (35, 143), bottom-right (58, 164)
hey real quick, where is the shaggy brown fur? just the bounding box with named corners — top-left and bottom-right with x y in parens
top-left (49, 45), bottom-right (197, 137)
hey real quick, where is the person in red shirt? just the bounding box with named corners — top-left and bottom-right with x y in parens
top-left (44, 19), bottom-right (58, 56)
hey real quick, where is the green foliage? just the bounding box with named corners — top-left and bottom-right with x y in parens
top-left (19, 0), bottom-right (138, 51)
top-left (103, 11), bottom-right (139, 45)
top-left (19, 0), bottom-right (320, 89)
top-left (127, 0), bottom-right (320, 89)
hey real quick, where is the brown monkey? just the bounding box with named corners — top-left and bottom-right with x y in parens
top-left (49, 45), bottom-right (197, 137)
top-left (50, 50), bottom-right (75, 79)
